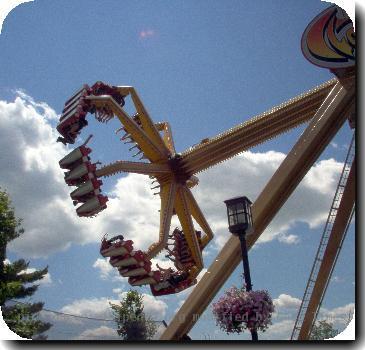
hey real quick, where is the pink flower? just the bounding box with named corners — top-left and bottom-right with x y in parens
top-left (212, 286), bottom-right (274, 334)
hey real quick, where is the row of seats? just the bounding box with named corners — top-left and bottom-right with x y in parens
top-left (59, 143), bottom-right (108, 217)
top-left (100, 234), bottom-right (197, 296)
top-left (57, 82), bottom-right (127, 216)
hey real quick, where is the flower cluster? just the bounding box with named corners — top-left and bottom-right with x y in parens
top-left (212, 286), bottom-right (275, 334)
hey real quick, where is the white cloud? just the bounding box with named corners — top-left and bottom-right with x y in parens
top-left (262, 319), bottom-right (296, 340)
top-left (102, 174), bottom-right (161, 250)
top-left (93, 258), bottom-right (123, 282)
top-left (74, 322), bottom-right (165, 340)
top-left (142, 293), bottom-right (168, 319)
top-left (60, 297), bottom-right (114, 320)
top-left (74, 326), bottom-right (119, 340)
top-left (93, 258), bottom-right (112, 279)
top-left (60, 293), bottom-right (168, 322)
top-left (15, 89), bottom-right (58, 121)
top-left (273, 294), bottom-right (302, 310)
top-left (277, 233), bottom-right (300, 245)
top-left (319, 303), bottom-right (355, 327)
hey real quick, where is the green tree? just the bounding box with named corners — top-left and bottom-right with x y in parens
top-left (310, 320), bottom-right (339, 340)
top-left (110, 290), bottom-right (157, 340)
top-left (0, 189), bottom-right (52, 339)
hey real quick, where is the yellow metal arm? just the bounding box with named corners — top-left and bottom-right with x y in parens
top-left (116, 86), bottom-right (171, 156)
top-left (184, 187), bottom-right (213, 249)
top-left (180, 79), bottom-right (336, 175)
top-left (155, 121), bottom-right (177, 154)
top-left (86, 95), bottom-right (168, 162)
top-left (174, 185), bottom-right (203, 271)
top-left (95, 161), bottom-right (171, 178)
top-left (147, 181), bottom-right (177, 259)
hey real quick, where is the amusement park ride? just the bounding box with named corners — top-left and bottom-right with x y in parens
top-left (56, 5), bottom-right (355, 340)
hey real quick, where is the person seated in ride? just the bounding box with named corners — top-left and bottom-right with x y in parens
top-left (167, 271), bottom-right (189, 287)
top-left (57, 136), bottom-right (69, 145)
top-left (106, 234), bottom-right (124, 244)
top-left (100, 234), bottom-right (124, 252)
top-left (58, 118), bottom-right (89, 144)
top-left (154, 264), bottom-right (190, 290)
top-left (165, 248), bottom-right (185, 271)
top-left (151, 265), bottom-right (175, 291)
top-left (69, 118), bottom-right (88, 139)
top-left (156, 264), bottom-right (174, 282)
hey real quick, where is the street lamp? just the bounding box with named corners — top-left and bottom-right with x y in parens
top-left (224, 196), bottom-right (253, 236)
top-left (224, 196), bottom-right (258, 341)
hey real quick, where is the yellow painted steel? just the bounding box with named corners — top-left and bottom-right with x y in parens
top-left (155, 121), bottom-right (177, 154)
top-left (147, 181), bottom-right (177, 259)
top-left (95, 161), bottom-right (171, 178)
top-left (180, 79), bottom-right (336, 175)
top-left (162, 123), bottom-right (176, 154)
top-left (184, 187), bottom-right (213, 249)
top-left (117, 86), bottom-right (170, 156)
top-left (174, 185), bottom-right (203, 271)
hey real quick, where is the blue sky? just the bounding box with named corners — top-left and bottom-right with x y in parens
top-left (0, 0), bottom-right (355, 340)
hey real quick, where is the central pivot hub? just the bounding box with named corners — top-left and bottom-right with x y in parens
top-left (168, 153), bottom-right (192, 185)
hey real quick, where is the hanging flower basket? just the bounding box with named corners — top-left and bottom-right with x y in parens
top-left (212, 286), bottom-right (274, 334)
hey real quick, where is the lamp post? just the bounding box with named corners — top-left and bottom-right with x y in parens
top-left (224, 196), bottom-right (258, 341)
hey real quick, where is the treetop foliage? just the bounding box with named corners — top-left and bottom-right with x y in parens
top-left (109, 290), bottom-right (157, 340)
top-left (310, 319), bottom-right (339, 340)
top-left (0, 188), bottom-right (51, 339)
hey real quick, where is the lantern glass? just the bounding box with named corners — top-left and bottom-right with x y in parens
top-left (237, 212), bottom-right (245, 224)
